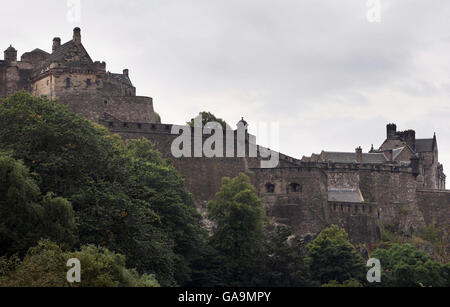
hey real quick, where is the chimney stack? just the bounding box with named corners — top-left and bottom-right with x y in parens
top-left (73, 27), bottom-right (81, 45)
top-left (355, 146), bottom-right (363, 163)
top-left (123, 69), bottom-right (129, 77)
top-left (52, 37), bottom-right (61, 53)
top-left (387, 123), bottom-right (397, 140)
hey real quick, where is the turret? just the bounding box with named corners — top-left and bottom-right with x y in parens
top-left (52, 37), bottom-right (61, 53)
top-left (73, 27), bottom-right (81, 45)
top-left (4, 45), bottom-right (17, 63)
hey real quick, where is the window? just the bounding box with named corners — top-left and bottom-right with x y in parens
top-left (265, 183), bottom-right (275, 193)
top-left (86, 79), bottom-right (91, 87)
top-left (289, 182), bottom-right (301, 193)
top-left (65, 78), bottom-right (71, 89)
top-left (109, 122), bottom-right (113, 127)
top-left (123, 122), bottom-right (128, 128)
top-left (137, 123), bottom-right (142, 129)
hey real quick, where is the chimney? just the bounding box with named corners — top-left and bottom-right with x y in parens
top-left (387, 123), bottom-right (397, 140)
top-left (404, 130), bottom-right (416, 150)
top-left (73, 27), bottom-right (81, 45)
top-left (123, 69), bottom-right (129, 77)
top-left (52, 37), bottom-right (61, 53)
top-left (355, 146), bottom-right (363, 163)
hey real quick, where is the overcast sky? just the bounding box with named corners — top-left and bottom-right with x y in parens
top-left (1, 0), bottom-right (449, 171)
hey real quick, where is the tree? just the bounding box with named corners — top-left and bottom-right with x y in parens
top-left (260, 225), bottom-right (310, 287)
top-left (306, 225), bottom-right (366, 286)
top-left (207, 173), bottom-right (266, 286)
top-left (0, 92), bottom-right (208, 286)
top-left (371, 243), bottom-right (450, 287)
top-left (0, 240), bottom-right (159, 287)
top-left (0, 153), bottom-right (76, 257)
top-left (188, 111), bottom-right (230, 130)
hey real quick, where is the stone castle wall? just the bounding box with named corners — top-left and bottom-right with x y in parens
top-left (102, 121), bottom-right (445, 243)
top-left (417, 189), bottom-right (450, 226)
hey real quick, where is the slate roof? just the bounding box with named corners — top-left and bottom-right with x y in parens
top-left (323, 152), bottom-right (387, 164)
top-left (28, 48), bottom-right (50, 56)
top-left (35, 40), bottom-right (93, 73)
top-left (328, 189), bottom-right (364, 203)
top-left (415, 139), bottom-right (434, 152)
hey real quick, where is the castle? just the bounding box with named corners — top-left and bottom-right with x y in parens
top-left (1, 28), bottom-right (449, 243)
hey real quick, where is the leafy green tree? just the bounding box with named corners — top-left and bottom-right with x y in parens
top-left (124, 139), bottom-right (208, 285)
top-left (371, 243), bottom-right (450, 287)
top-left (0, 154), bottom-right (76, 256)
top-left (207, 173), bottom-right (266, 286)
top-left (0, 92), bottom-right (207, 286)
top-left (0, 240), bottom-right (159, 287)
top-left (306, 225), bottom-right (366, 285)
top-left (260, 225), bottom-right (310, 287)
top-left (188, 111), bottom-right (230, 130)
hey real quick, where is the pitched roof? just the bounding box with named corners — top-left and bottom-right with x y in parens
top-left (35, 40), bottom-right (93, 73)
top-left (28, 48), bottom-right (50, 55)
top-left (323, 152), bottom-right (387, 164)
top-left (415, 139), bottom-right (434, 152)
top-left (328, 189), bottom-right (364, 203)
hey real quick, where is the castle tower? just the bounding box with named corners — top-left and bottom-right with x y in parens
top-left (4, 45), bottom-right (17, 63)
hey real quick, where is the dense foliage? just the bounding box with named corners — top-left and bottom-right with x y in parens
top-left (371, 243), bottom-right (450, 287)
top-left (0, 154), bottom-right (76, 256)
top-left (0, 240), bottom-right (158, 287)
top-left (0, 92), bottom-right (207, 286)
top-left (306, 225), bottom-right (366, 286)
